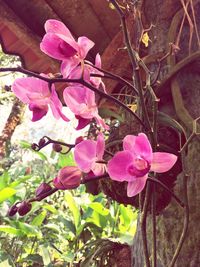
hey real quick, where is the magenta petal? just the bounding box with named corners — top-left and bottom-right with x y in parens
top-left (29, 104), bottom-right (48, 121)
top-left (150, 152), bottom-right (177, 173)
top-left (127, 175), bottom-right (148, 197)
top-left (96, 133), bottom-right (105, 160)
top-left (61, 57), bottom-right (80, 77)
top-left (124, 133), bottom-right (152, 162)
top-left (12, 77), bottom-right (49, 105)
top-left (78, 36), bottom-right (95, 59)
top-left (91, 162), bottom-right (105, 176)
top-left (63, 86), bottom-right (96, 119)
top-left (45, 19), bottom-right (75, 40)
top-left (74, 140), bottom-right (96, 173)
top-left (95, 115), bottom-right (109, 130)
top-left (123, 135), bottom-right (136, 151)
top-left (49, 87), bottom-right (69, 121)
top-left (75, 116), bottom-right (91, 130)
top-left (95, 53), bottom-right (101, 68)
top-left (107, 151), bottom-right (135, 182)
top-left (40, 34), bottom-right (75, 60)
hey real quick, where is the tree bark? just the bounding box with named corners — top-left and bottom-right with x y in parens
top-left (0, 97), bottom-right (25, 169)
top-left (132, 0), bottom-right (200, 266)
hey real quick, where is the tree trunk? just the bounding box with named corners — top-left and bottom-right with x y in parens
top-left (0, 97), bottom-right (25, 169)
top-left (132, 0), bottom-right (200, 266)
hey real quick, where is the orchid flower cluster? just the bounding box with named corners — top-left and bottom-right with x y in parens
top-left (9, 19), bottom-right (178, 216)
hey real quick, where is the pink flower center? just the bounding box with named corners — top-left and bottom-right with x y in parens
top-left (127, 157), bottom-right (150, 177)
top-left (59, 41), bottom-right (77, 57)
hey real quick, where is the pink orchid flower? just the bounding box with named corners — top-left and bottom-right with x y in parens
top-left (62, 53), bottom-right (106, 92)
top-left (74, 133), bottom-right (106, 176)
top-left (40, 19), bottom-right (94, 72)
top-left (107, 133), bottom-right (177, 197)
top-left (12, 76), bottom-right (69, 122)
top-left (63, 84), bottom-right (108, 130)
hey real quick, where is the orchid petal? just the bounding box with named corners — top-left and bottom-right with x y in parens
top-left (40, 34), bottom-right (77, 60)
top-left (78, 36), bottom-right (95, 59)
top-left (50, 87), bottom-right (69, 121)
top-left (29, 104), bottom-right (48, 121)
top-left (12, 77), bottom-right (50, 105)
top-left (96, 133), bottom-right (105, 160)
top-left (61, 57), bottom-right (80, 77)
top-left (63, 86), bottom-right (96, 119)
top-left (150, 152), bottom-right (177, 173)
top-left (91, 162), bottom-right (105, 176)
top-left (95, 115), bottom-right (109, 130)
top-left (45, 20), bottom-right (75, 40)
top-left (75, 116), bottom-right (91, 130)
top-left (107, 151), bottom-right (135, 182)
top-left (95, 53), bottom-right (101, 68)
top-left (74, 140), bottom-right (96, 173)
top-left (127, 175), bottom-right (148, 197)
top-left (123, 133), bottom-right (152, 162)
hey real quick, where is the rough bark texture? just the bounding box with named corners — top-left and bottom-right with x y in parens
top-left (132, 0), bottom-right (200, 266)
top-left (0, 98), bottom-right (25, 166)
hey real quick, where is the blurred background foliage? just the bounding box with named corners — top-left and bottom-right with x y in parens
top-left (0, 48), bottom-right (138, 266)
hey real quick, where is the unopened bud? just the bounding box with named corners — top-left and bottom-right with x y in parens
top-left (18, 201), bottom-right (32, 216)
top-left (75, 136), bottom-right (84, 145)
top-left (39, 138), bottom-right (46, 147)
top-left (53, 166), bottom-right (81, 190)
top-left (36, 182), bottom-right (52, 198)
top-left (53, 143), bottom-right (62, 152)
top-left (7, 202), bottom-right (19, 217)
top-left (31, 143), bottom-right (38, 151)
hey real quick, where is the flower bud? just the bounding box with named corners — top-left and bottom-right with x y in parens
top-left (53, 166), bottom-right (81, 190)
top-left (18, 201), bottom-right (32, 216)
top-left (39, 138), bottom-right (46, 147)
top-left (31, 143), bottom-right (38, 151)
top-left (75, 136), bottom-right (84, 145)
top-left (52, 143), bottom-right (62, 152)
top-left (35, 182), bottom-right (52, 198)
top-left (7, 202), bottom-right (19, 217)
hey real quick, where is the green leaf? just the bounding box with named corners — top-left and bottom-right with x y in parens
top-left (64, 192), bottom-right (80, 231)
top-left (19, 140), bottom-right (31, 148)
top-left (98, 108), bottom-right (124, 122)
top-left (0, 225), bottom-right (23, 236)
top-left (19, 140), bottom-right (47, 160)
top-left (89, 202), bottom-right (109, 216)
top-left (40, 246), bottom-right (52, 267)
top-left (0, 172), bottom-right (10, 190)
top-left (0, 259), bottom-right (13, 267)
top-left (23, 254), bottom-right (43, 265)
top-left (31, 210), bottom-right (47, 226)
top-left (43, 204), bottom-right (58, 214)
top-left (157, 111), bottom-right (187, 138)
top-left (0, 188), bottom-right (16, 203)
top-left (9, 175), bottom-right (32, 188)
top-left (58, 151), bottom-right (76, 168)
top-left (17, 222), bottom-right (42, 238)
top-left (0, 253), bottom-right (14, 267)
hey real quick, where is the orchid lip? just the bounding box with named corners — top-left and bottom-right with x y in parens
top-left (127, 158), bottom-right (150, 177)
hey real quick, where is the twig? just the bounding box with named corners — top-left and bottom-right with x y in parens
top-left (140, 183), bottom-right (151, 267)
top-left (169, 151), bottom-right (189, 267)
top-left (0, 66), bottom-right (146, 129)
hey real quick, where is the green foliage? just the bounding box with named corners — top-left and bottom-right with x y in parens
top-left (0, 143), bottom-right (138, 266)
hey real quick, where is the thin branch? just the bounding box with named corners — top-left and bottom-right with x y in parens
top-left (0, 66), bottom-right (146, 129)
top-left (87, 62), bottom-right (138, 95)
top-left (168, 149), bottom-right (189, 267)
top-left (32, 136), bottom-right (75, 152)
top-left (140, 183), bottom-right (151, 267)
